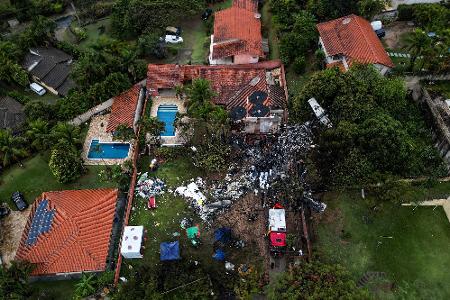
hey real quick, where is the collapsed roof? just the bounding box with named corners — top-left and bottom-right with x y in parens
top-left (147, 60), bottom-right (288, 117)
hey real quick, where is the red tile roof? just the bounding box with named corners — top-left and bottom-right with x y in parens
top-left (107, 85), bottom-right (141, 132)
top-left (212, 6), bottom-right (263, 59)
top-left (317, 14), bottom-right (394, 68)
top-left (16, 189), bottom-right (118, 276)
top-left (147, 60), bottom-right (288, 111)
top-left (233, 0), bottom-right (258, 12)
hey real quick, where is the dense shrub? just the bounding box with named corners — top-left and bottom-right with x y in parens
top-left (48, 141), bottom-right (84, 183)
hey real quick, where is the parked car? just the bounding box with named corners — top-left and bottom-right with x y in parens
top-left (30, 82), bottom-right (46, 96)
top-left (161, 35), bottom-right (184, 44)
top-left (11, 192), bottom-right (28, 211)
top-left (165, 26), bottom-right (182, 37)
top-left (0, 204), bottom-right (10, 219)
top-left (202, 8), bottom-right (213, 20)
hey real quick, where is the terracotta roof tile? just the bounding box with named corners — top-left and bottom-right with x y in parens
top-left (15, 189), bottom-right (118, 276)
top-left (146, 60), bottom-right (288, 111)
top-left (106, 85), bottom-right (141, 132)
top-left (233, 0), bottom-right (258, 12)
top-left (213, 6), bottom-right (263, 59)
top-left (317, 14), bottom-right (393, 68)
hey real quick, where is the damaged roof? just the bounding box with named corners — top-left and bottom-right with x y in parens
top-left (0, 96), bottom-right (25, 132)
top-left (23, 47), bottom-right (76, 96)
top-left (15, 189), bottom-right (118, 276)
top-left (212, 5), bottom-right (263, 59)
top-left (317, 14), bottom-right (394, 68)
top-left (107, 85), bottom-right (141, 132)
top-left (147, 60), bottom-right (288, 112)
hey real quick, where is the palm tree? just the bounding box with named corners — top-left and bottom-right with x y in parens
top-left (185, 78), bottom-right (217, 120)
top-left (51, 122), bottom-right (81, 147)
top-left (0, 129), bottom-right (28, 167)
top-left (26, 119), bottom-right (50, 151)
top-left (74, 272), bottom-right (96, 299)
top-left (403, 29), bottom-right (431, 71)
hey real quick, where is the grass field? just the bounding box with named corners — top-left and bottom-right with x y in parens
top-left (315, 184), bottom-right (450, 299)
top-left (0, 154), bottom-right (116, 209)
top-left (30, 279), bottom-right (76, 299)
top-left (122, 154), bottom-right (263, 295)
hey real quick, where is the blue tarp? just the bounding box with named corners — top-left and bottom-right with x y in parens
top-left (214, 227), bottom-right (231, 244)
top-left (160, 241), bottom-right (181, 261)
top-left (212, 249), bottom-right (225, 261)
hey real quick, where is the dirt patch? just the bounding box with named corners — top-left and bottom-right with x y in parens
top-left (216, 193), bottom-right (269, 268)
top-left (0, 208), bottom-right (30, 267)
top-left (384, 21), bottom-right (415, 49)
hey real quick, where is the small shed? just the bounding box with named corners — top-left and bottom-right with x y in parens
top-left (121, 226), bottom-right (144, 259)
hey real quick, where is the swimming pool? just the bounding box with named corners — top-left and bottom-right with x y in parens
top-left (157, 105), bottom-right (178, 136)
top-left (87, 139), bottom-right (130, 159)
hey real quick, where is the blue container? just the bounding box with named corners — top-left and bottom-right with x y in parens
top-left (88, 139), bottom-right (130, 159)
top-left (157, 105), bottom-right (178, 136)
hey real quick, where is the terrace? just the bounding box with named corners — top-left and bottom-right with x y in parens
top-left (82, 114), bottom-right (134, 165)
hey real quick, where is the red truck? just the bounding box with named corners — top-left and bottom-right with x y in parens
top-left (268, 203), bottom-right (287, 256)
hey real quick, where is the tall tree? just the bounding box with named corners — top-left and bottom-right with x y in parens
top-left (50, 123), bottom-right (81, 148)
top-left (26, 119), bottom-right (50, 151)
top-left (403, 29), bottom-right (431, 70)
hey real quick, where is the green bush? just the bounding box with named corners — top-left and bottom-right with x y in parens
top-left (293, 56), bottom-right (306, 74)
top-left (154, 147), bottom-right (185, 161)
top-left (7, 91), bottom-right (31, 105)
top-left (49, 141), bottom-right (84, 183)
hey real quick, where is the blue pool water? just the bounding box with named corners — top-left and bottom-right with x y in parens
top-left (157, 105), bottom-right (178, 136)
top-left (88, 140), bottom-right (130, 159)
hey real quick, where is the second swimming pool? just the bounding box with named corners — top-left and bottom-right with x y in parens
top-left (157, 105), bottom-right (178, 136)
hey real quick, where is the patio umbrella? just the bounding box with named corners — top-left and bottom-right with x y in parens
top-left (248, 91), bottom-right (268, 105)
top-left (249, 103), bottom-right (270, 117)
top-left (230, 106), bottom-right (247, 121)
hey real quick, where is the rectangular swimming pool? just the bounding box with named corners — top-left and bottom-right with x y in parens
top-left (157, 105), bottom-right (178, 136)
top-left (87, 139), bottom-right (130, 159)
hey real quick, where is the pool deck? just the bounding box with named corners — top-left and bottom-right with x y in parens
top-left (150, 96), bottom-right (187, 145)
top-left (83, 114), bottom-right (135, 165)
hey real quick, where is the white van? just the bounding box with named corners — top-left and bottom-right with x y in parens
top-left (30, 83), bottom-right (46, 96)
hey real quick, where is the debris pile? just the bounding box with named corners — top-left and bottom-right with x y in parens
top-left (176, 123), bottom-right (326, 220)
top-left (135, 173), bottom-right (166, 198)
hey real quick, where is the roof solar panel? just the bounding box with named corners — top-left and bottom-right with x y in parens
top-left (26, 200), bottom-right (55, 246)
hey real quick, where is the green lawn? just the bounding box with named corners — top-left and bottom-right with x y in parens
top-left (75, 18), bottom-right (113, 50)
top-left (30, 279), bottom-right (76, 300)
top-left (0, 154), bottom-right (116, 209)
top-left (123, 154), bottom-right (262, 295)
top-left (315, 183), bottom-right (450, 299)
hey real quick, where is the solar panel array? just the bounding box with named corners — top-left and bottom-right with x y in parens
top-left (26, 199), bottom-right (55, 246)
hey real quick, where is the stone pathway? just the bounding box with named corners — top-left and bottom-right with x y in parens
top-left (402, 197), bottom-right (450, 223)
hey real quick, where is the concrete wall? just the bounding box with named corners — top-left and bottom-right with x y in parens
top-left (411, 86), bottom-right (450, 169)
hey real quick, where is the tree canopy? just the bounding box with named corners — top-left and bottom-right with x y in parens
top-left (292, 65), bottom-right (444, 186)
top-left (267, 262), bottom-right (370, 299)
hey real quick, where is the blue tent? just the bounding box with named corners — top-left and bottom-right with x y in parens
top-left (214, 227), bottom-right (231, 244)
top-left (160, 241), bottom-right (181, 261)
top-left (212, 248), bottom-right (225, 261)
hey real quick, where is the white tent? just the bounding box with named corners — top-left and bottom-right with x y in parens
top-left (121, 226), bottom-right (144, 259)
top-left (268, 209), bottom-right (286, 232)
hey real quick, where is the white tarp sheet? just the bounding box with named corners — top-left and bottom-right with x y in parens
top-left (121, 226), bottom-right (144, 259)
top-left (269, 209), bottom-right (286, 232)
